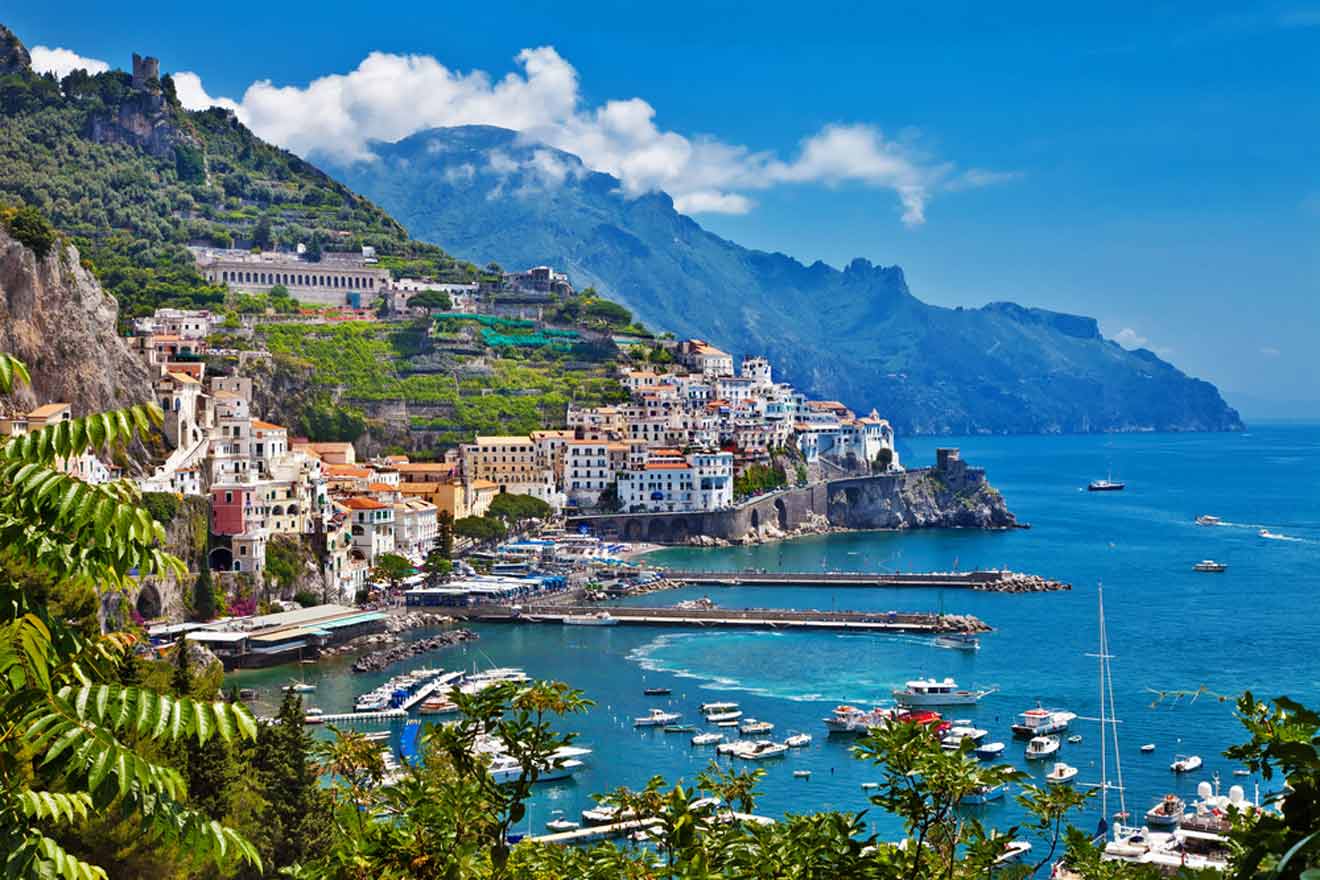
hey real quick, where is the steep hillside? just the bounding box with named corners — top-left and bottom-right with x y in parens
top-left (329, 125), bottom-right (1243, 435)
top-left (0, 28), bottom-right (477, 325)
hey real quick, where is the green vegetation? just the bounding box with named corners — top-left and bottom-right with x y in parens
top-left (487, 492), bottom-right (552, 524)
top-left (0, 62), bottom-right (478, 325)
top-left (140, 490), bottom-right (180, 524)
top-left (254, 319), bottom-right (628, 445)
top-left (873, 447), bottom-right (895, 471)
top-left (0, 201), bottom-right (56, 258)
top-left (0, 351), bottom-right (259, 878)
top-left (193, 557), bottom-right (216, 622)
top-left (2, 344), bottom-right (1317, 877)
top-left (408, 289), bottom-right (452, 311)
top-left (734, 462), bottom-right (787, 499)
top-left (369, 552), bottom-right (415, 591)
top-left (454, 514), bottom-right (508, 543)
top-left (264, 534), bottom-right (304, 592)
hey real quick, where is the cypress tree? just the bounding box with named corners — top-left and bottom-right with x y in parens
top-left (252, 688), bottom-right (329, 869)
top-left (194, 553), bottom-right (216, 621)
top-left (437, 509), bottom-right (454, 559)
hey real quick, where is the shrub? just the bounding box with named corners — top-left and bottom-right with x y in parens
top-left (293, 589), bottom-right (319, 607)
top-left (142, 491), bottom-right (180, 524)
top-left (2, 202), bottom-right (57, 259)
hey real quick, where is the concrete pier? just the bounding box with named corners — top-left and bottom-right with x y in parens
top-left (663, 569), bottom-right (1069, 592)
top-left (459, 605), bottom-right (988, 634)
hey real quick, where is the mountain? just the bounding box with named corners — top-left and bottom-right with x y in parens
top-left (326, 125), bottom-right (1243, 435)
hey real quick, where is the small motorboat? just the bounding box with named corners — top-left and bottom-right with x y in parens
top-left (1066, 734), bottom-right (1083, 744)
top-left (785, 733), bottom-right (813, 748)
top-left (691, 732), bottom-right (724, 746)
top-left (1170, 754), bottom-right (1203, 773)
top-left (701, 701), bottom-right (739, 714)
top-left (861, 782), bottom-right (879, 790)
top-left (739, 719), bottom-right (775, 735)
top-left (994, 840), bottom-right (1032, 865)
top-left (663, 724), bottom-right (696, 734)
top-left (793, 769), bottom-right (811, 778)
top-left (1233, 768), bottom-right (1251, 777)
top-left (283, 681), bottom-right (316, 693)
top-left (1045, 762), bottom-right (1079, 785)
top-left (545, 817), bottom-right (580, 833)
top-left (706, 710), bottom-right (743, 723)
top-left (1026, 735), bottom-right (1061, 760)
top-left (933, 632), bottom-right (981, 651)
top-left (1195, 514), bottom-right (1222, 526)
top-left (961, 784), bottom-right (1004, 805)
top-left (1140, 743), bottom-right (1156, 753)
top-left (1193, 560), bottom-right (1228, 573)
top-left (716, 720), bottom-right (740, 728)
top-left (634, 708), bottom-right (682, 727)
top-left (734, 740), bottom-right (788, 761)
top-left (1145, 794), bottom-right (1185, 829)
top-left (643, 687), bottom-right (672, 696)
top-left (976, 741), bottom-right (1006, 760)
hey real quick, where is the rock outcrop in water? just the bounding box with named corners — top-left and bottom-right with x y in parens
top-left (351, 629), bottom-right (478, 674)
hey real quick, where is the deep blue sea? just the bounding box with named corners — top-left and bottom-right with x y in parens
top-left (231, 425), bottom-right (1320, 839)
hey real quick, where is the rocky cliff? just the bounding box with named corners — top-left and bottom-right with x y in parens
top-left (0, 228), bottom-right (152, 415)
top-left (826, 469), bottom-right (1016, 531)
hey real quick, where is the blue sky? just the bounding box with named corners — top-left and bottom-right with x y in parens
top-left (8, 1), bottom-right (1318, 410)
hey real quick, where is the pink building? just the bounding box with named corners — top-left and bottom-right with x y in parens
top-left (210, 484), bottom-right (256, 535)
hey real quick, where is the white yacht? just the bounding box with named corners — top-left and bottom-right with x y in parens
top-left (545, 817), bottom-right (579, 833)
top-left (1045, 762), bottom-right (1079, 785)
top-left (634, 708), bottom-right (682, 727)
top-left (1026, 735), bottom-right (1061, 760)
top-left (739, 719), bottom-right (774, 735)
top-left (823, 704), bottom-right (895, 734)
top-left (893, 677), bottom-right (994, 707)
top-left (486, 754), bottom-right (585, 785)
top-left (1010, 705), bottom-right (1077, 738)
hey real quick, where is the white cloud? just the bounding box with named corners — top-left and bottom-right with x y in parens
top-left (1261, 346), bottom-right (1281, 357)
top-left (173, 46), bottom-right (1014, 223)
top-left (1112, 327), bottom-right (1149, 350)
top-left (172, 71), bottom-right (241, 114)
top-left (29, 46), bottom-right (109, 79)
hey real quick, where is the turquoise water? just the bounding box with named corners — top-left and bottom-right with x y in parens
top-left (231, 425), bottom-right (1320, 839)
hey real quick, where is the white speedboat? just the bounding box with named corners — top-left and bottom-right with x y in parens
top-left (716, 720), bottom-right (740, 727)
top-left (581, 805), bottom-right (635, 825)
top-left (960, 784), bottom-right (1004, 805)
top-left (545, 817), bottom-right (580, 832)
top-left (1087, 478), bottom-right (1125, 492)
top-left (1145, 794), bottom-right (1185, 829)
top-left (562, 611), bottom-right (618, 626)
top-left (1066, 734), bottom-right (1083, 744)
top-left (893, 677), bottom-right (995, 707)
top-left (995, 840), bottom-right (1033, 865)
top-left (634, 708), bottom-right (682, 727)
top-left (793, 770), bottom-right (811, 778)
top-left (739, 719), bottom-right (774, 735)
top-left (1193, 560), bottom-right (1227, 573)
top-left (945, 725), bottom-right (988, 743)
top-left (1195, 515), bottom-right (1221, 526)
top-left (716, 739), bottom-right (756, 755)
top-left (706, 710), bottom-right (743, 723)
top-left (701, 701), bottom-right (739, 714)
top-left (734, 740), bottom-right (788, 760)
top-left (933, 632), bottom-right (981, 651)
top-left (283, 681), bottom-right (316, 693)
top-left (691, 732), bottom-right (724, 746)
top-left (975, 741), bottom-right (1006, 760)
top-left (1026, 735), bottom-right (1061, 760)
top-left (785, 733), bottom-right (812, 748)
top-left (1011, 705), bottom-right (1077, 738)
top-left (1045, 762), bottom-right (1079, 785)
top-left (1171, 754), bottom-right (1203, 774)
top-left (1140, 743), bottom-right (1156, 753)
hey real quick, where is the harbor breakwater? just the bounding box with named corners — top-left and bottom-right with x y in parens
top-left (351, 629), bottom-right (478, 673)
top-left (568, 448), bottom-right (1013, 546)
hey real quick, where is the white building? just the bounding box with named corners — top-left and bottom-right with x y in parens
top-left (565, 439), bottom-right (613, 507)
top-left (616, 448), bottom-right (734, 513)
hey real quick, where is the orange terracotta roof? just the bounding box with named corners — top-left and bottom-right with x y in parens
top-left (645, 461), bottom-right (688, 470)
top-left (327, 465), bottom-right (372, 478)
top-left (252, 419), bottom-right (286, 431)
top-left (27, 403), bottom-right (70, 419)
top-left (368, 482), bottom-right (395, 492)
top-left (342, 497), bottom-right (389, 510)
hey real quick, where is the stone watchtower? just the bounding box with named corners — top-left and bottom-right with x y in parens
top-left (131, 53), bottom-right (160, 91)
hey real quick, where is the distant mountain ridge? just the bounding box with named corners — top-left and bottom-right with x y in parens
top-left (326, 125), bottom-right (1243, 435)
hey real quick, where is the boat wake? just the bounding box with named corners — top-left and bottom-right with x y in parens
top-left (1260, 530), bottom-right (1306, 542)
top-left (625, 632), bottom-right (891, 704)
